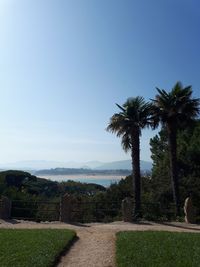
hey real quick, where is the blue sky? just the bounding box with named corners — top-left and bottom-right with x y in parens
top-left (0, 0), bottom-right (200, 164)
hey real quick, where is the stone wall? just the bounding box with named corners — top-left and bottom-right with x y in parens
top-left (60, 193), bottom-right (78, 222)
top-left (121, 197), bottom-right (133, 222)
top-left (0, 196), bottom-right (11, 219)
top-left (184, 197), bottom-right (196, 224)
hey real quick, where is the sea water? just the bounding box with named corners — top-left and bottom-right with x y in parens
top-left (39, 174), bottom-right (125, 187)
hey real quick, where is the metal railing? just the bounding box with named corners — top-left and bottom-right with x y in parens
top-left (69, 200), bottom-right (122, 223)
top-left (10, 199), bottom-right (178, 222)
top-left (11, 200), bottom-right (60, 221)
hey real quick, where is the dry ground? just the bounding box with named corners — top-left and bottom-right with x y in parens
top-left (1, 220), bottom-right (200, 267)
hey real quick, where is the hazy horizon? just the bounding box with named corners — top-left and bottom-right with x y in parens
top-left (0, 0), bottom-right (199, 164)
top-left (0, 158), bottom-right (152, 170)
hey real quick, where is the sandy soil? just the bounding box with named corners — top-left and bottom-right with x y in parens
top-left (1, 220), bottom-right (200, 267)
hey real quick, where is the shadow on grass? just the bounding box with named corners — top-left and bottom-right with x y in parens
top-left (129, 221), bottom-right (153, 225)
top-left (159, 221), bottom-right (200, 231)
top-left (54, 235), bottom-right (79, 267)
top-left (0, 219), bottom-right (20, 224)
top-left (66, 222), bottom-right (91, 227)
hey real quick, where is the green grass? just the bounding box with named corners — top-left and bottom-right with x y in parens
top-left (0, 229), bottom-right (76, 267)
top-left (116, 231), bottom-right (200, 267)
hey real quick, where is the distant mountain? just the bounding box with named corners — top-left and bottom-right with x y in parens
top-left (95, 160), bottom-right (152, 171)
top-left (81, 161), bottom-right (103, 169)
top-left (0, 160), bottom-right (103, 171)
top-left (0, 159), bottom-right (152, 172)
top-left (0, 160), bottom-right (67, 171)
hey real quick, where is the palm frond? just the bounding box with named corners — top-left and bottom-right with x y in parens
top-left (152, 82), bottom-right (200, 128)
top-left (107, 96), bottom-right (153, 152)
top-left (121, 133), bottom-right (131, 152)
top-left (116, 103), bottom-right (126, 112)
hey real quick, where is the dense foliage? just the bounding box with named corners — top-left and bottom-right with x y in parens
top-left (0, 170), bottom-right (106, 201)
top-left (150, 120), bottom-right (200, 215)
top-left (151, 82), bottom-right (200, 215)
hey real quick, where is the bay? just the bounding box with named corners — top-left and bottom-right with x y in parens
top-left (39, 174), bottom-right (126, 187)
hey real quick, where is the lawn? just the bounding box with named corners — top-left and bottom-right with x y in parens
top-left (0, 229), bottom-right (76, 267)
top-left (116, 231), bottom-right (200, 267)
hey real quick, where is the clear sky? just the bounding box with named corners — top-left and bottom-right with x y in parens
top-left (0, 0), bottom-right (200, 164)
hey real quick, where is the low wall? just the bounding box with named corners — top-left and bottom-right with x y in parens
top-left (0, 196), bottom-right (11, 219)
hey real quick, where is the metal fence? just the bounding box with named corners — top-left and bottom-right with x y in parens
top-left (10, 199), bottom-right (178, 222)
top-left (70, 200), bottom-right (122, 223)
top-left (68, 200), bottom-right (178, 222)
top-left (11, 199), bottom-right (122, 223)
top-left (140, 202), bottom-right (177, 220)
top-left (11, 200), bottom-right (60, 221)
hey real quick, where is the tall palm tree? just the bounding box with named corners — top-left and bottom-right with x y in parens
top-left (151, 82), bottom-right (200, 215)
top-left (106, 97), bottom-right (153, 219)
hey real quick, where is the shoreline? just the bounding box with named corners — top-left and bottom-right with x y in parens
top-left (39, 174), bottom-right (126, 180)
top-left (39, 174), bottom-right (127, 187)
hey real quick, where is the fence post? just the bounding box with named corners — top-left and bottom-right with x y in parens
top-left (121, 197), bottom-right (133, 222)
top-left (60, 194), bottom-right (76, 223)
top-left (0, 196), bottom-right (12, 219)
top-left (184, 197), bottom-right (196, 224)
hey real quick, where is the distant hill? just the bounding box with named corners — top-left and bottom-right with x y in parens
top-left (0, 160), bottom-right (103, 171)
top-left (0, 159), bottom-right (152, 172)
top-left (95, 160), bottom-right (152, 171)
top-left (34, 159), bottom-right (152, 176)
top-left (0, 170), bottom-right (106, 198)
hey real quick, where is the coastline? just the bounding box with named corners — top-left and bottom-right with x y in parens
top-left (39, 174), bottom-right (126, 187)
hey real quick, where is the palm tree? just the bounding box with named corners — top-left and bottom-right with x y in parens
top-left (106, 97), bottom-right (153, 219)
top-left (151, 82), bottom-right (200, 215)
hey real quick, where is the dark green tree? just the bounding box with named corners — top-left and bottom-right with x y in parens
top-left (150, 121), bottom-right (200, 214)
top-left (151, 82), bottom-right (200, 215)
top-left (107, 97), bottom-right (153, 219)
top-left (150, 129), bottom-right (173, 206)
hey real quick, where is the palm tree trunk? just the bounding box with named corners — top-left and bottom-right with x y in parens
top-left (167, 124), bottom-right (180, 216)
top-left (131, 128), bottom-right (141, 220)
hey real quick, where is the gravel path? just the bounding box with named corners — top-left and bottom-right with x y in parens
top-left (57, 228), bottom-right (115, 267)
top-left (1, 220), bottom-right (200, 267)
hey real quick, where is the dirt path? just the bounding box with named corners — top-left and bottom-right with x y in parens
top-left (1, 220), bottom-right (200, 267)
top-left (57, 228), bottom-right (115, 267)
